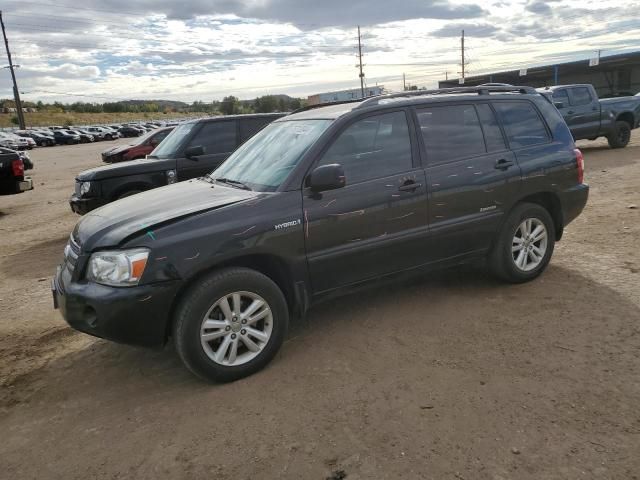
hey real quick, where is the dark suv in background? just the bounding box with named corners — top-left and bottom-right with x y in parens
top-left (54, 86), bottom-right (588, 382)
top-left (69, 113), bottom-right (284, 214)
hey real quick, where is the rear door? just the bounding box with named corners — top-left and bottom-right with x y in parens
top-left (417, 102), bottom-right (520, 260)
top-left (303, 110), bottom-right (429, 293)
top-left (567, 86), bottom-right (601, 139)
top-left (177, 120), bottom-right (238, 180)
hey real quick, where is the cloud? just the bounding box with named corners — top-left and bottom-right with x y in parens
top-left (431, 23), bottom-right (500, 38)
top-left (525, 0), bottom-right (563, 15)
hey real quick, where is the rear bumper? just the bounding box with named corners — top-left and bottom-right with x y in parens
top-left (53, 264), bottom-right (179, 348)
top-left (0, 176), bottom-right (33, 195)
top-left (560, 183), bottom-right (589, 228)
top-left (69, 194), bottom-right (103, 215)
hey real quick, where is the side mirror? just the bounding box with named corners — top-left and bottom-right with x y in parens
top-left (308, 164), bottom-right (346, 192)
top-left (554, 101), bottom-right (564, 109)
top-left (185, 145), bottom-right (205, 159)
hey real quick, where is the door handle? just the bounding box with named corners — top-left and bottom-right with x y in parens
top-left (495, 159), bottom-right (514, 170)
top-left (398, 182), bottom-right (422, 192)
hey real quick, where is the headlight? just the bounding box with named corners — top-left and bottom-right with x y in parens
top-left (86, 248), bottom-right (150, 287)
top-left (166, 169), bottom-right (177, 184)
top-left (80, 181), bottom-right (91, 196)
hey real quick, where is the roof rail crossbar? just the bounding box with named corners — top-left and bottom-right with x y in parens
top-left (356, 85), bottom-right (538, 109)
top-left (290, 98), bottom-right (364, 115)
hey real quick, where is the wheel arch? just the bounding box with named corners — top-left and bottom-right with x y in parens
top-left (616, 111), bottom-right (634, 129)
top-left (164, 253), bottom-right (300, 342)
top-left (110, 182), bottom-right (153, 200)
top-left (514, 192), bottom-right (563, 241)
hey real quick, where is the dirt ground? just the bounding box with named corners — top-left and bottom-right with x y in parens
top-left (0, 134), bottom-right (638, 480)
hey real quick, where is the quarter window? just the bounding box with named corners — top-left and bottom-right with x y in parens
top-left (476, 104), bottom-right (506, 153)
top-left (417, 104), bottom-right (486, 164)
top-left (570, 87), bottom-right (593, 106)
top-left (188, 121), bottom-right (237, 155)
top-left (319, 111), bottom-right (413, 184)
top-left (493, 102), bottom-right (551, 149)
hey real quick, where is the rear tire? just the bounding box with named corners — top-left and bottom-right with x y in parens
top-left (489, 203), bottom-right (555, 283)
top-left (607, 121), bottom-right (631, 149)
top-left (173, 268), bottom-right (288, 383)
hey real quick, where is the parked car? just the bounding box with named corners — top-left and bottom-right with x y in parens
top-left (15, 130), bottom-right (56, 147)
top-left (538, 84), bottom-right (640, 148)
top-left (53, 130), bottom-right (81, 145)
top-left (66, 129), bottom-right (95, 143)
top-left (70, 113), bottom-right (283, 214)
top-left (118, 126), bottom-right (143, 138)
top-left (0, 147), bottom-right (33, 170)
top-left (54, 86), bottom-right (588, 382)
top-left (0, 132), bottom-right (32, 150)
top-left (101, 127), bottom-right (174, 163)
top-left (0, 150), bottom-right (32, 195)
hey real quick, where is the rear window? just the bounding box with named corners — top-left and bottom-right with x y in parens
top-left (493, 101), bottom-right (551, 149)
top-left (417, 104), bottom-right (486, 164)
top-left (552, 89), bottom-right (570, 106)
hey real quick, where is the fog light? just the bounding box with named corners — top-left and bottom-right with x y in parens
top-left (166, 169), bottom-right (177, 184)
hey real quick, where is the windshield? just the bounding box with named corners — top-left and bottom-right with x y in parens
top-left (211, 120), bottom-right (332, 192)
top-left (149, 122), bottom-right (194, 158)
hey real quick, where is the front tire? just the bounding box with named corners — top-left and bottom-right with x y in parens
top-left (173, 268), bottom-right (288, 382)
top-left (489, 203), bottom-right (555, 283)
top-left (607, 121), bottom-right (631, 149)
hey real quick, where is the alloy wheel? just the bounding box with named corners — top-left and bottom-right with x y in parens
top-left (512, 218), bottom-right (548, 272)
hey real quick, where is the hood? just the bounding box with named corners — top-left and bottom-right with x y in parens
top-left (74, 178), bottom-right (258, 250)
top-left (77, 157), bottom-right (174, 181)
top-left (102, 143), bottom-right (135, 157)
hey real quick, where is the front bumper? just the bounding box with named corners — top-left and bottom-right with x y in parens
top-left (53, 263), bottom-right (180, 348)
top-left (69, 193), bottom-right (103, 215)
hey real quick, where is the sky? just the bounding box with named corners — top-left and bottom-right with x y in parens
top-left (1, 0), bottom-right (639, 103)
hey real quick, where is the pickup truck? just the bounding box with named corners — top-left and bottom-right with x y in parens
top-left (0, 151), bottom-right (33, 195)
top-left (538, 84), bottom-right (640, 148)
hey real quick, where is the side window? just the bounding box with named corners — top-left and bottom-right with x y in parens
top-left (188, 121), bottom-right (237, 154)
top-left (494, 101), bottom-right (551, 149)
top-left (319, 111), bottom-right (413, 184)
top-left (476, 104), bottom-right (506, 153)
top-left (570, 87), bottom-right (593, 106)
top-left (417, 104), bottom-right (486, 164)
top-left (240, 118), bottom-right (272, 142)
top-left (552, 89), bottom-right (570, 107)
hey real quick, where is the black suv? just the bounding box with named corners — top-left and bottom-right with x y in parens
top-left (53, 86), bottom-right (588, 382)
top-left (69, 114), bottom-right (284, 214)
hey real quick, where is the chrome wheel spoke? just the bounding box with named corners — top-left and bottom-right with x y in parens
top-left (227, 339), bottom-right (239, 364)
top-left (246, 327), bottom-right (269, 343)
top-left (243, 299), bottom-right (265, 318)
top-left (248, 307), bottom-right (270, 325)
top-left (201, 330), bottom-right (227, 342)
top-left (203, 319), bottom-right (227, 329)
top-left (240, 335), bottom-right (260, 352)
top-left (219, 297), bottom-right (233, 321)
top-left (214, 336), bottom-right (232, 363)
top-left (515, 249), bottom-right (527, 269)
top-left (232, 293), bottom-right (241, 316)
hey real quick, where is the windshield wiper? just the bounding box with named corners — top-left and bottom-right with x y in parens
top-left (214, 177), bottom-right (252, 191)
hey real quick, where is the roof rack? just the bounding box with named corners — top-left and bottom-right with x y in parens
top-left (356, 85), bottom-right (538, 109)
top-left (290, 98), bottom-right (364, 115)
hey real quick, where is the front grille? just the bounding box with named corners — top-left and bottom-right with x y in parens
top-left (64, 234), bottom-right (81, 272)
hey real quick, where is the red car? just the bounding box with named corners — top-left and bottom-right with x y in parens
top-left (101, 127), bottom-right (173, 163)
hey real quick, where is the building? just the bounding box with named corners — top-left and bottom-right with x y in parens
top-left (438, 50), bottom-right (640, 97)
top-left (307, 86), bottom-right (385, 105)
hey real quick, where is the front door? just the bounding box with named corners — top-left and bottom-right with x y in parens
top-left (303, 110), bottom-right (429, 294)
top-left (567, 86), bottom-right (601, 139)
top-left (417, 103), bottom-right (522, 260)
top-left (177, 120), bottom-right (238, 180)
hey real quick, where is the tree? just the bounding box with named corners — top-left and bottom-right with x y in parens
top-left (220, 96), bottom-right (240, 115)
top-left (10, 115), bottom-right (19, 125)
top-left (254, 95), bottom-right (278, 113)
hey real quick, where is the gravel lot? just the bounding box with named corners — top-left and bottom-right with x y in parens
top-left (1, 135), bottom-right (639, 479)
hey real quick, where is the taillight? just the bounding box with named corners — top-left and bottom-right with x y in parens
top-left (574, 148), bottom-right (584, 184)
top-left (11, 159), bottom-right (24, 177)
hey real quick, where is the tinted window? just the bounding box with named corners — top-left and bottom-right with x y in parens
top-left (319, 111), bottom-right (413, 184)
top-left (570, 87), bottom-right (593, 106)
top-left (417, 105), bottom-right (486, 164)
top-left (240, 117), bottom-right (273, 142)
top-left (476, 104), bottom-right (506, 152)
top-left (188, 121), bottom-right (237, 154)
top-left (552, 89), bottom-right (570, 106)
top-left (494, 101), bottom-right (550, 149)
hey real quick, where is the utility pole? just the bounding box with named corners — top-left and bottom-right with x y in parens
top-left (461, 29), bottom-right (465, 82)
top-left (357, 26), bottom-right (365, 98)
top-left (445, 71), bottom-right (449, 81)
top-left (403, 73), bottom-right (406, 91)
top-left (0, 11), bottom-right (25, 129)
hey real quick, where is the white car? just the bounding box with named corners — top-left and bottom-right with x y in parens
top-left (0, 132), bottom-right (33, 150)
